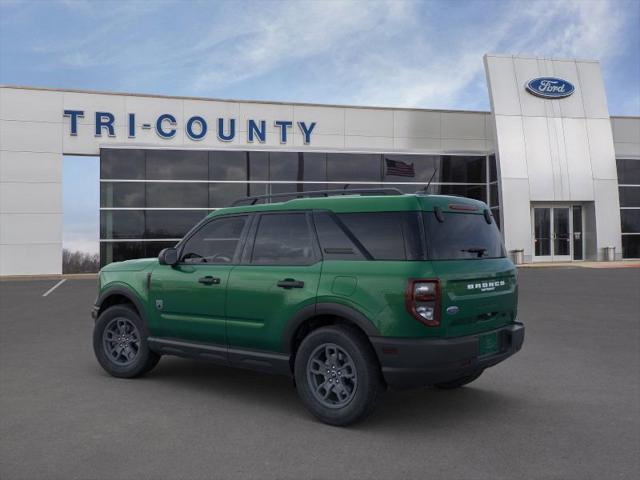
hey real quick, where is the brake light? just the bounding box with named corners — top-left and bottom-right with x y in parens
top-left (405, 279), bottom-right (440, 327)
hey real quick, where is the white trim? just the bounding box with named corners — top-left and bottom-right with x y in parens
top-left (99, 179), bottom-right (489, 186)
top-left (100, 207), bottom-right (213, 211)
top-left (100, 239), bottom-right (181, 242)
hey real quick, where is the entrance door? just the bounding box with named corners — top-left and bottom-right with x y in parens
top-left (552, 207), bottom-right (572, 261)
top-left (532, 206), bottom-right (583, 262)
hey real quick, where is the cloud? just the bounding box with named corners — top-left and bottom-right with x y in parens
top-left (3, 0), bottom-right (637, 113)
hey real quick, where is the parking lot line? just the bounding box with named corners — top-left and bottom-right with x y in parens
top-left (42, 279), bottom-right (66, 297)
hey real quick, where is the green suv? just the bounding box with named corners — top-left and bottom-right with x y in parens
top-left (92, 189), bottom-right (524, 426)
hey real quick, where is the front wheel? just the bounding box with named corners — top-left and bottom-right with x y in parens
top-left (93, 305), bottom-right (160, 378)
top-left (294, 325), bottom-right (383, 426)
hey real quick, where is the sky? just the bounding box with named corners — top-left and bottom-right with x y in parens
top-left (1, 0), bottom-right (639, 253)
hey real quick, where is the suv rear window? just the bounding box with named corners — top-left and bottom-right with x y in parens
top-left (423, 211), bottom-right (505, 260)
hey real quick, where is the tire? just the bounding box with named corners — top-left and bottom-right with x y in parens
top-left (294, 325), bottom-right (383, 426)
top-left (93, 304), bottom-right (160, 378)
top-left (434, 370), bottom-right (483, 389)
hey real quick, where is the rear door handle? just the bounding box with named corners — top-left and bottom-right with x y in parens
top-left (198, 276), bottom-right (221, 285)
top-left (277, 278), bottom-right (305, 289)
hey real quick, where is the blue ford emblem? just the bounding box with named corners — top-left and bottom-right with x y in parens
top-left (446, 306), bottom-right (460, 315)
top-left (526, 77), bottom-right (575, 99)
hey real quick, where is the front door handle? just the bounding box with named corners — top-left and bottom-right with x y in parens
top-left (277, 278), bottom-right (305, 289)
top-left (198, 276), bottom-right (221, 285)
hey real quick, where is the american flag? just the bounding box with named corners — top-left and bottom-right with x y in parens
top-left (385, 158), bottom-right (415, 177)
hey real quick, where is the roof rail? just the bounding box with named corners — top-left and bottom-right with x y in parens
top-left (230, 188), bottom-right (404, 206)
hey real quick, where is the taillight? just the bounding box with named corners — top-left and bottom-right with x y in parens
top-left (405, 279), bottom-right (440, 327)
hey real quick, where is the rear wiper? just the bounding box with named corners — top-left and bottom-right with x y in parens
top-left (461, 247), bottom-right (487, 258)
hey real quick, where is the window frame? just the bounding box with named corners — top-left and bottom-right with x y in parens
top-left (241, 211), bottom-right (322, 266)
top-left (175, 213), bottom-right (252, 265)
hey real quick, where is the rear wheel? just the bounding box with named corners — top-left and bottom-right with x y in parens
top-left (294, 325), bottom-right (383, 426)
top-left (93, 305), bottom-right (160, 378)
top-left (434, 370), bottom-right (483, 389)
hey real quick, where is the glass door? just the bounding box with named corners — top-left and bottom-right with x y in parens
top-left (532, 205), bottom-right (583, 262)
top-left (534, 207), bottom-right (552, 261)
top-left (552, 207), bottom-right (571, 261)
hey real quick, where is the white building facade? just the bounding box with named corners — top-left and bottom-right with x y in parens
top-left (1, 54), bottom-right (639, 275)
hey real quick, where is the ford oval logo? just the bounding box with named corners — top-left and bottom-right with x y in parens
top-left (526, 77), bottom-right (575, 99)
top-left (446, 306), bottom-right (460, 315)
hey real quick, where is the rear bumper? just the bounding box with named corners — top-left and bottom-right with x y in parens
top-left (370, 323), bottom-right (524, 390)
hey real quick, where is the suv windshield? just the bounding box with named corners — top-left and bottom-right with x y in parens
top-left (423, 211), bottom-right (505, 260)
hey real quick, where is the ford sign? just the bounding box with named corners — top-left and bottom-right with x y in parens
top-left (526, 77), bottom-right (575, 99)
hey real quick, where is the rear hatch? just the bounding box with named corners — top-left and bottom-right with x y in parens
top-left (423, 209), bottom-right (517, 338)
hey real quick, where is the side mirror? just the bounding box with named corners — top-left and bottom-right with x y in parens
top-left (158, 247), bottom-right (178, 266)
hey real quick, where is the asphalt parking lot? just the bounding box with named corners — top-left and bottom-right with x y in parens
top-left (1, 268), bottom-right (639, 480)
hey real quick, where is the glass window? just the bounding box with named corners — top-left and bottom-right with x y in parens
top-left (622, 235), bottom-right (640, 258)
top-left (302, 153), bottom-right (327, 182)
top-left (100, 211), bottom-right (145, 239)
top-left (209, 150), bottom-right (247, 181)
top-left (433, 184), bottom-right (487, 202)
top-left (617, 159), bottom-right (640, 185)
top-left (491, 207), bottom-right (501, 230)
top-left (209, 182), bottom-right (268, 207)
top-left (146, 182), bottom-right (208, 208)
top-left (621, 210), bottom-right (640, 233)
top-left (337, 212), bottom-right (422, 260)
top-left (145, 210), bottom-right (208, 239)
top-left (383, 155), bottom-right (436, 183)
top-left (100, 241), bottom-right (146, 266)
top-left (313, 211), bottom-right (365, 260)
top-left (251, 213), bottom-right (316, 265)
top-left (180, 215), bottom-right (247, 264)
top-left (100, 149), bottom-right (145, 179)
top-left (209, 151), bottom-right (268, 181)
top-left (100, 182), bottom-right (145, 208)
top-left (619, 187), bottom-right (640, 207)
top-left (423, 212), bottom-right (505, 260)
top-left (437, 155), bottom-right (485, 183)
top-left (489, 184), bottom-right (499, 207)
top-left (100, 241), bottom-right (178, 267)
top-left (327, 153), bottom-right (381, 182)
top-left (489, 155), bottom-right (497, 182)
top-left (146, 150), bottom-right (208, 180)
top-left (269, 183), bottom-right (328, 201)
top-left (269, 152), bottom-right (327, 182)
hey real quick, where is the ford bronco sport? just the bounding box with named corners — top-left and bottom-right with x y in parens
top-left (92, 189), bottom-right (524, 426)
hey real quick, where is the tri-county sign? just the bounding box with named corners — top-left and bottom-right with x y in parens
top-left (525, 77), bottom-right (575, 99)
top-left (63, 110), bottom-right (317, 144)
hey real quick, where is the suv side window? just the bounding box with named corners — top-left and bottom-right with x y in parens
top-left (313, 211), bottom-right (366, 260)
top-left (180, 215), bottom-right (247, 264)
top-left (337, 212), bottom-right (423, 260)
top-left (251, 213), bottom-right (317, 265)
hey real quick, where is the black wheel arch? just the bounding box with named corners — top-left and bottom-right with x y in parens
top-left (95, 285), bottom-right (148, 323)
top-left (283, 303), bottom-right (380, 356)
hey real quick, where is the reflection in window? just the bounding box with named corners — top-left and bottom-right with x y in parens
top-left (252, 214), bottom-right (315, 265)
top-left (437, 156), bottom-right (485, 184)
top-left (100, 149), bottom-right (145, 179)
top-left (181, 215), bottom-right (247, 264)
top-left (100, 211), bottom-right (145, 239)
top-left (146, 183), bottom-right (208, 208)
top-left (145, 210), bottom-right (207, 238)
top-left (383, 155), bottom-right (437, 183)
top-left (146, 150), bottom-right (208, 180)
top-left (327, 153), bottom-right (381, 182)
top-left (100, 183), bottom-right (145, 208)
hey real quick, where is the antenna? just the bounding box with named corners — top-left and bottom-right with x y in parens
top-left (419, 168), bottom-right (438, 194)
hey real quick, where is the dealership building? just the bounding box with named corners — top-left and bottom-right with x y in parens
top-left (1, 53), bottom-right (639, 275)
